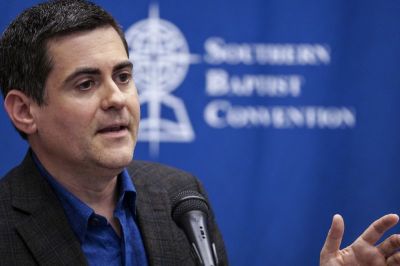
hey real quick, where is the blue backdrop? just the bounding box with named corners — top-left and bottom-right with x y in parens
top-left (1, 1), bottom-right (400, 265)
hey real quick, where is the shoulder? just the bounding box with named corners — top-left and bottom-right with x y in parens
top-left (0, 164), bottom-right (22, 240)
top-left (127, 160), bottom-right (196, 183)
top-left (0, 176), bottom-right (12, 212)
top-left (0, 163), bottom-right (21, 201)
top-left (126, 160), bottom-right (203, 196)
top-left (0, 153), bottom-right (39, 199)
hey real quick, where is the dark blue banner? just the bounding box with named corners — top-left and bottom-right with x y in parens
top-left (1, 0), bottom-right (400, 265)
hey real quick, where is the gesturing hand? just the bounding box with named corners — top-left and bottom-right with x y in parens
top-left (320, 214), bottom-right (400, 266)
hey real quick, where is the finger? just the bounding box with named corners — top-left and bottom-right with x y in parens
top-left (387, 251), bottom-right (400, 266)
top-left (377, 234), bottom-right (400, 258)
top-left (321, 214), bottom-right (344, 256)
top-left (360, 214), bottom-right (399, 245)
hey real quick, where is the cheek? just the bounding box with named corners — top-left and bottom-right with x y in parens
top-left (127, 92), bottom-right (141, 120)
top-left (134, 101), bottom-right (141, 120)
top-left (40, 103), bottom-right (95, 136)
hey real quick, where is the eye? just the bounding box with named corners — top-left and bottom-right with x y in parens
top-left (115, 72), bottom-right (132, 84)
top-left (77, 80), bottom-right (95, 91)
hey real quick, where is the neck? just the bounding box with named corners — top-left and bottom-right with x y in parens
top-left (51, 168), bottom-right (122, 236)
top-left (60, 175), bottom-right (119, 217)
top-left (31, 149), bottom-right (121, 220)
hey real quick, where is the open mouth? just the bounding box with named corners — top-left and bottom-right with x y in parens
top-left (97, 125), bottom-right (128, 134)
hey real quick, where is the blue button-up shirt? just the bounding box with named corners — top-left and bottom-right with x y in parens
top-left (32, 152), bottom-right (148, 266)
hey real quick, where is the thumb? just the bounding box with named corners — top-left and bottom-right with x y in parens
top-left (321, 214), bottom-right (345, 258)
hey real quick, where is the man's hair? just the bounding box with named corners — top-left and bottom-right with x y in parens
top-left (0, 0), bottom-right (128, 139)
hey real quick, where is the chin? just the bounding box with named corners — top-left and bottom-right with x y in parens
top-left (104, 150), bottom-right (133, 169)
top-left (92, 144), bottom-right (134, 170)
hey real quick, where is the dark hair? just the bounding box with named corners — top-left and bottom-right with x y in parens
top-left (0, 0), bottom-right (128, 138)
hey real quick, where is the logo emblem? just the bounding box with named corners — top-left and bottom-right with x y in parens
top-left (125, 4), bottom-right (200, 155)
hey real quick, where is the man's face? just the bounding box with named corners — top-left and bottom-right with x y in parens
top-left (30, 26), bottom-right (140, 177)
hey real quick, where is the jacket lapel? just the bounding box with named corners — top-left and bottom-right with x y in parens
top-left (133, 175), bottom-right (192, 266)
top-left (11, 153), bottom-right (87, 266)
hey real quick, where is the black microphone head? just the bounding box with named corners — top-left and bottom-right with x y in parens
top-left (171, 190), bottom-right (209, 222)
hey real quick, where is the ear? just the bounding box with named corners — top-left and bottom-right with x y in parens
top-left (4, 90), bottom-right (38, 135)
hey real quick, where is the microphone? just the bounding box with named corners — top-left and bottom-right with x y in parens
top-left (171, 190), bottom-right (219, 266)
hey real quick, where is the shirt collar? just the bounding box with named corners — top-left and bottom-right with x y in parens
top-left (117, 168), bottom-right (137, 215)
top-left (31, 151), bottom-right (137, 243)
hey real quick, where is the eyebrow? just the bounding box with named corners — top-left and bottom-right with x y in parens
top-left (63, 67), bottom-right (100, 85)
top-left (113, 60), bottom-right (133, 72)
top-left (63, 60), bottom-right (133, 85)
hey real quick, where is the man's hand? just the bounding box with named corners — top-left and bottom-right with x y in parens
top-left (320, 214), bottom-right (400, 266)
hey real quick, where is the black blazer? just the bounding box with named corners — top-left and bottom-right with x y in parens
top-left (0, 152), bottom-right (228, 265)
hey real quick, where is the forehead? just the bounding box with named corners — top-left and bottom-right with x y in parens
top-left (46, 26), bottom-right (128, 71)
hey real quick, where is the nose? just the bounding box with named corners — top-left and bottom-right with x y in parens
top-left (100, 79), bottom-right (126, 110)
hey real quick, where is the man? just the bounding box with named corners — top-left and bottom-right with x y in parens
top-left (0, 1), bottom-right (399, 266)
top-left (0, 1), bottom-right (227, 265)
